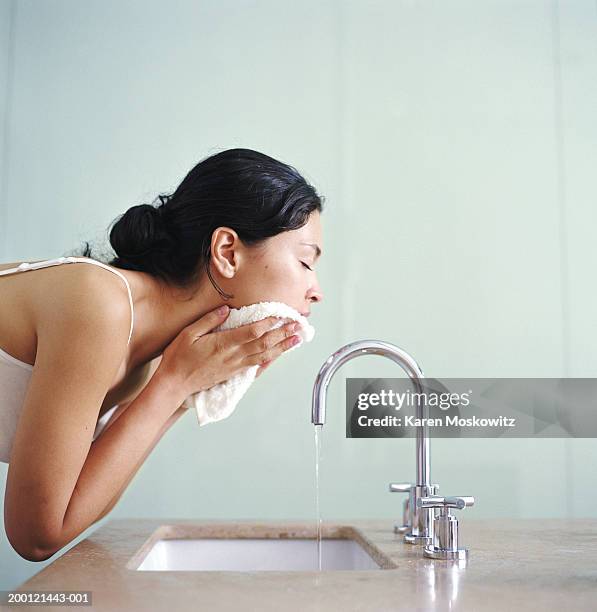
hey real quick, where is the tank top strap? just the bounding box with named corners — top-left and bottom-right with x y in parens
top-left (0, 256), bottom-right (135, 345)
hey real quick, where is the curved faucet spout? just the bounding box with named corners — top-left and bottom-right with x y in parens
top-left (311, 339), bottom-right (430, 487)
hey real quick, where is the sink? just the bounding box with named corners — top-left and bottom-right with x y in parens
top-left (127, 523), bottom-right (397, 572)
top-left (136, 538), bottom-right (380, 571)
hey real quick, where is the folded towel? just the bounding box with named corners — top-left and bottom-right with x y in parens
top-left (182, 301), bottom-right (315, 426)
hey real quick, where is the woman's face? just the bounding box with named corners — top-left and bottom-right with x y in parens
top-left (210, 211), bottom-right (324, 316)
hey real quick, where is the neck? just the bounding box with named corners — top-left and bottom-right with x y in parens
top-left (123, 269), bottom-right (228, 370)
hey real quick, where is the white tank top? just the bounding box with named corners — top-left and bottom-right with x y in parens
top-left (0, 256), bottom-right (135, 463)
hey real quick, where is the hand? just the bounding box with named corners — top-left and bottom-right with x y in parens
top-left (154, 306), bottom-right (301, 398)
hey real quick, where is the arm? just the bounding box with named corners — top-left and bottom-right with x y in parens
top-left (90, 355), bottom-right (168, 523)
top-left (91, 402), bottom-right (188, 524)
top-left (3, 277), bottom-right (188, 562)
top-left (62, 374), bottom-right (187, 545)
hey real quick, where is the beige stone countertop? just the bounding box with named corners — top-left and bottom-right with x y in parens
top-left (15, 518), bottom-right (597, 611)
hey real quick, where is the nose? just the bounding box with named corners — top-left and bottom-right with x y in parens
top-left (307, 281), bottom-right (323, 304)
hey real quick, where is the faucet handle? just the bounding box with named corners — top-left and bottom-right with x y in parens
top-left (389, 483), bottom-right (412, 533)
top-left (389, 482), bottom-right (412, 493)
top-left (418, 495), bottom-right (474, 510)
top-left (417, 495), bottom-right (475, 562)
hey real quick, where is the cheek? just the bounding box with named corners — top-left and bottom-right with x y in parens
top-left (251, 262), bottom-right (281, 288)
top-left (262, 261), bottom-right (301, 289)
top-left (264, 259), bottom-right (291, 276)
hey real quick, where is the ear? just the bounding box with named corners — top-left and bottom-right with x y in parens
top-left (210, 227), bottom-right (240, 278)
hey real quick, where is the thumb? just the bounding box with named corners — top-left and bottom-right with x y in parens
top-left (186, 305), bottom-right (230, 338)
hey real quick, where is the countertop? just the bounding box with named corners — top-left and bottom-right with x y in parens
top-left (15, 518), bottom-right (597, 611)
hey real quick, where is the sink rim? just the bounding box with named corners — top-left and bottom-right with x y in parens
top-left (126, 521), bottom-right (399, 571)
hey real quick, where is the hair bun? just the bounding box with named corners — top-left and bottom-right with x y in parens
top-left (109, 203), bottom-right (173, 263)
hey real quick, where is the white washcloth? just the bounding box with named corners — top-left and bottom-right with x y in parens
top-left (182, 301), bottom-right (315, 426)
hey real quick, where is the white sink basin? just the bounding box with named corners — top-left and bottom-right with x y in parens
top-left (136, 538), bottom-right (381, 571)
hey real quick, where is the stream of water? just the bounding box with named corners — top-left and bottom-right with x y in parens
top-left (314, 423), bottom-right (323, 571)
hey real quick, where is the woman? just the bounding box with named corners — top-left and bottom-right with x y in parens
top-left (0, 148), bottom-right (324, 562)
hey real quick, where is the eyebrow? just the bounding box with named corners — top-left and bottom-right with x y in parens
top-left (300, 242), bottom-right (322, 258)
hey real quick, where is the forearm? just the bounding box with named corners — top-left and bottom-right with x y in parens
top-left (55, 373), bottom-right (188, 552)
top-left (92, 404), bottom-right (188, 524)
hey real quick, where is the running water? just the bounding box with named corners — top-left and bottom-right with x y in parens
top-left (314, 423), bottom-right (323, 571)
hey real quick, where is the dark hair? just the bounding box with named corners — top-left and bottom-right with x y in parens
top-left (72, 148), bottom-right (324, 298)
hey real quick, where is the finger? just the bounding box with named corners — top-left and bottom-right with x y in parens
top-left (244, 321), bottom-right (300, 357)
top-left (184, 305), bottom-right (230, 339)
top-left (241, 333), bottom-right (301, 368)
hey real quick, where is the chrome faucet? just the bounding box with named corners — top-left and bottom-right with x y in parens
top-left (311, 339), bottom-right (475, 557)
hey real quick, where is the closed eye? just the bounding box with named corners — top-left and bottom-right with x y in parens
top-left (301, 262), bottom-right (314, 271)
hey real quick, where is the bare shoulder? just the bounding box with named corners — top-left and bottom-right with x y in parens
top-left (31, 262), bottom-right (133, 340)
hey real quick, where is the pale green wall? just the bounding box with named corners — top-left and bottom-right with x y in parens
top-left (1, 0), bottom-right (596, 591)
